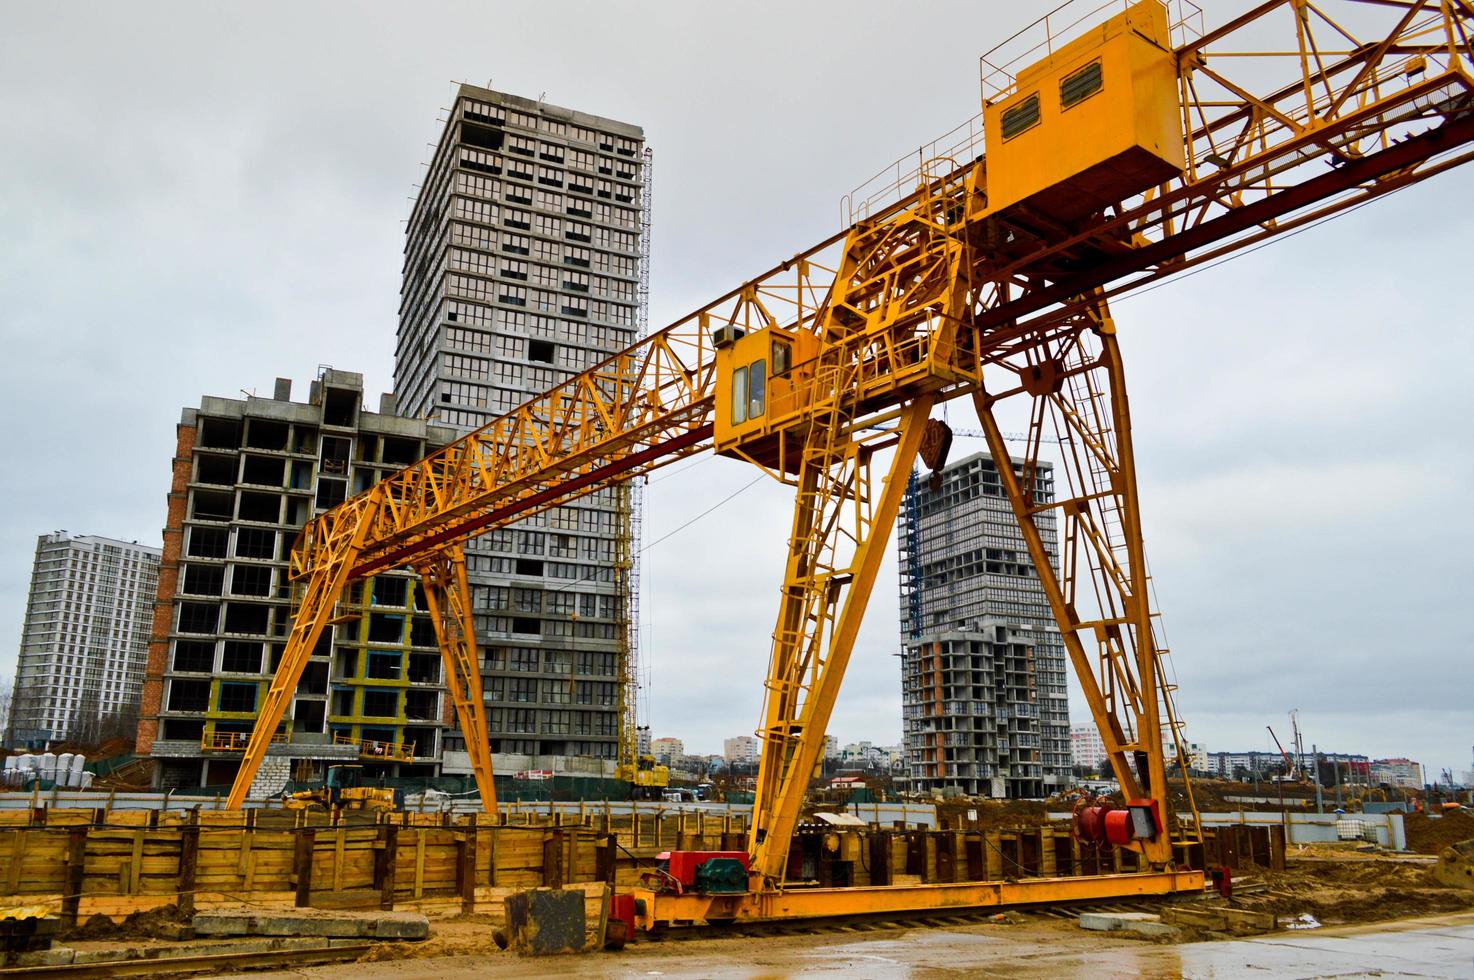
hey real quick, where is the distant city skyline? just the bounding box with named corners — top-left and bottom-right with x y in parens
top-left (2, 2), bottom-right (1468, 781)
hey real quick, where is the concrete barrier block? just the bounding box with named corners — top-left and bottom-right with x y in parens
top-left (13, 947), bottom-right (75, 967)
top-left (1078, 911), bottom-right (1160, 932)
top-left (191, 909), bottom-right (427, 941)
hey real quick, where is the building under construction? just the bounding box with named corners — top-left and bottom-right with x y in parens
top-left (393, 86), bottom-right (648, 768)
top-left (898, 452), bottom-right (1072, 798)
top-left (136, 373), bottom-right (458, 792)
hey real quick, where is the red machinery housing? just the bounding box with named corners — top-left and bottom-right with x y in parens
top-left (1074, 798), bottom-right (1163, 847)
top-left (647, 851), bottom-right (751, 895)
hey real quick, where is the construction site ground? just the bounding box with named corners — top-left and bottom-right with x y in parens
top-left (34, 843), bottom-right (1473, 977)
top-left (233, 910), bottom-right (1474, 978)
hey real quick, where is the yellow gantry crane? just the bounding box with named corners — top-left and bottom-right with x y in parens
top-left (226, 0), bottom-right (1474, 925)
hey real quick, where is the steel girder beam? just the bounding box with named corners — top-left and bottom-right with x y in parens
top-left (633, 869), bottom-right (1204, 928)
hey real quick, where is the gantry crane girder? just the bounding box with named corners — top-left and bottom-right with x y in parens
top-left (226, 0), bottom-right (1474, 912)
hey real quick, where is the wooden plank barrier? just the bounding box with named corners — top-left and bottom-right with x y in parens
top-left (0, 807), bottom-right (1284, 920)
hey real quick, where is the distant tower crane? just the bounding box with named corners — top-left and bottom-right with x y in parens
top-left (224, 0), bottom-right (1474, 927)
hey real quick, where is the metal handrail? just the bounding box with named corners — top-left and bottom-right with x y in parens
top-left (333, 733), bottom-right (417, 761)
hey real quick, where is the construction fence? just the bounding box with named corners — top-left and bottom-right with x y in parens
top-left (0, 805), bottom-right (1281, 925)
top-left (0, 805), bottom-right (747, 925)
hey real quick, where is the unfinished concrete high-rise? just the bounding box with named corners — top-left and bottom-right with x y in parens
top-left (7, 533), bottom-right (160, 747)
top-left (394, 86), bottom-right (646, 771)
top-left (896, 452), bottom-right (1072, 799)
top-left (136, 373), bottom-right (459, 794)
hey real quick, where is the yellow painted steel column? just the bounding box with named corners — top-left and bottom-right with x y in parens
top-left (750, 397), bottom-right (934, 883)
top-left (226, 497), bottom-right (380, 810)
top-left (417, 545), bottom-right (498, 814)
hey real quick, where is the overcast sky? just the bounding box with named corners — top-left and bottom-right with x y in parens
top-left (2, 2), bottom-right (1469, 778)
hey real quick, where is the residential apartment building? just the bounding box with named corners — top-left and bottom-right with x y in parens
top-left (1206, 751), bottom-right (1280, 779)
top-left (393, 86), bottom-right (646, 767)
top-left (724, 735), bottom-right (760, 766)
top-left (650, 737), bottom-right (682, 765)
top-left (8, 533), bottom-right (160, 746)
top-left (136, 373), bottom-right (459, 792)
top-left (1071, 724), bottom-right (1107, 772)
top-left (1372, 757), bottom-right (1423, 789)
top-left (897, 453), bottom-right (1072, 798)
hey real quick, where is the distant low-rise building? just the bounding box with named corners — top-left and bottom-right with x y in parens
top-left (723, 735), bottom-right (760, 766)
top-left (1207, 751), bottom-right (1286, 780)
top-left (650, 737), bottom-right (682, 765)
top-left (1372, 757), bottom-right (1423, 789)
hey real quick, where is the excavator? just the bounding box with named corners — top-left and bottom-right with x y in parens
top-left (224, 0), bottom-right (1474, 929)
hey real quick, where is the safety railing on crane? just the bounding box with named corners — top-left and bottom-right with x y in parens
top-left (841, 116), bottom-right (985, 226)
top-left (980, 0), bottom-right (1204, 103)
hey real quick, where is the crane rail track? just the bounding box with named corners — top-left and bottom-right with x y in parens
top-left (0, 942), bottom-right (374, 978)
top-left (641, 895), bottom-right (1176, 942)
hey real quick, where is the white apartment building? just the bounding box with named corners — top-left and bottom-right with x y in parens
top-left (9, 532), bottom-right (160, 746)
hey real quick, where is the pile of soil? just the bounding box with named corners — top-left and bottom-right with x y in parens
top-left (62, 904), bottom-right (192, 941)
top-left (1171, 779), bottom-right (1319, 813)
top-left (1229, 857), bottom-right (1474, 926)
top-left (935, 798), bottom-right (1049, 830)
top-left (1404, 809), bottom-right (1474, 854)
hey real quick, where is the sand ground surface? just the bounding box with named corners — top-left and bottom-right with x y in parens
top-left (228, 909), bottom-right (1474, 979)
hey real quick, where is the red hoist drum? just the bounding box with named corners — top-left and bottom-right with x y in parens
top-left (1073, 797), bottom-right (1162, 847)
top-left (1075, 802), bottom-right (1110, 844)
top-left (1102, 808), bottom-right (1135, 846)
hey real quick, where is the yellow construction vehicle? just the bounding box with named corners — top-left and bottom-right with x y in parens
top-left (613, 487), bottom-right (668, 799)
top-left (224, 0), bottom-right (1474, 932)
top-left (616, 732), bottom-right (670, 801)
top-left (282, 765), bottom-right (398, 812)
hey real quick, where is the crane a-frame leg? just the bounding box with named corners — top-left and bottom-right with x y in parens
top-left (973, 299), bottom-right (1198, 866)
top-left (415, 545), bottom-right (498, 814)
top-left (748, 395), bottom-right (935, 886)
top-left (226, 500), bottom-right (379, 810)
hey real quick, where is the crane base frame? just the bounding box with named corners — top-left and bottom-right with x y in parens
top-left (631, 869), bottom-right (1204, 930)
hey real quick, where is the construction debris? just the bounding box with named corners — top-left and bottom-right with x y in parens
top-left (1433, 839), bottom-right (1474, 891)
top-left (1077, 911), bottom-right (1179, 940)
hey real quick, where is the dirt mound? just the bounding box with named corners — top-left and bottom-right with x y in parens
top-left (1228, 857), bottom-right (1474, 927)
top-left (1404, 810), bottom-right (1474, 854)
top-left (936, 798), bottom-right (1049, 830)
top-left (61, 903), bottom-right (192, 941)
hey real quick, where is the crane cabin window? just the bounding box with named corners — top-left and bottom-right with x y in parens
top-left (772, 337), bottom-right (792, 376)
top-left (730, 358), bottom-right (768, 425)
top-left (748, 359), bottom-right (766, 420)
top-left (732, 365), bottom-right (748, 424)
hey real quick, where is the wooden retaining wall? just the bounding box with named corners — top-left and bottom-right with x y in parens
top-left (0, 806), bottom-right (746, 923)
top-left (0, 807), bottom-right (1279, 924)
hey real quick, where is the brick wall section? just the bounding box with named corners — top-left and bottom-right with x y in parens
top-left (134, 421), bottom-right (195, 756)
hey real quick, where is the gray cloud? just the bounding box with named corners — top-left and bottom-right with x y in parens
top-left (2, 2), bottom-right (1469, 777)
